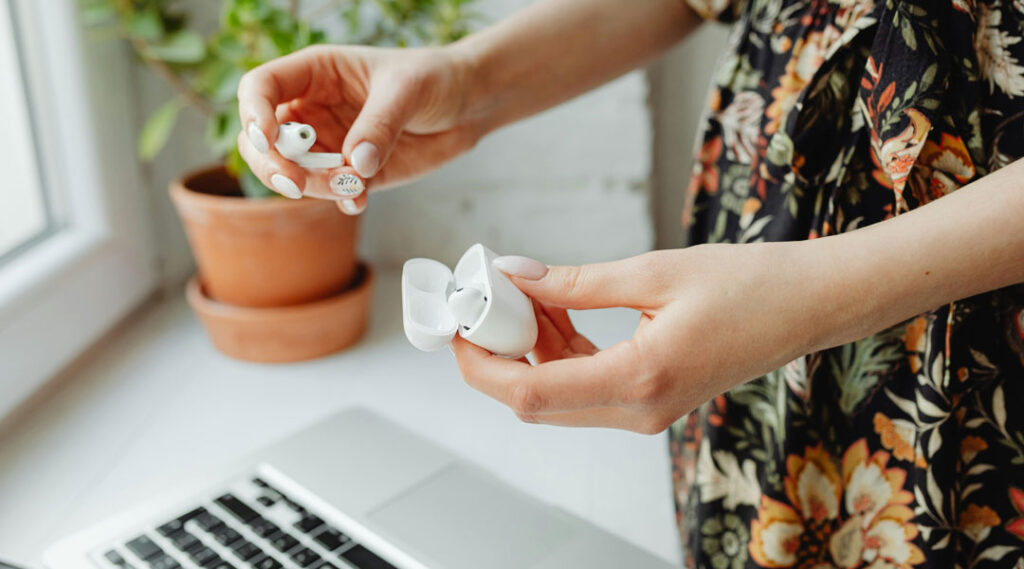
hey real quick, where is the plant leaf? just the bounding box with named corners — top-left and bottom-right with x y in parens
top-left (205, 110), bottom-right (241, 156)
top-left (926, 467), bottom-right (943, 512)
top-left (210, 67), bottom-right (245, 103)
top-left (927, 426), bottom-right (942, 456)
top-left (978, 545), bottom-right (1016, 562)
top-left (961, 482), bottom-right (983, 500)
top-left (138, 99), bottom-right (182, 160)
top-left (921, 63), bottom-right (938, 90)
top-left (915, 391), bottom-right (946, 419)
top-left (993, 385), bottom-right (1007, 430)
top-left (900, 18), bottom-right (917, 50)
top-left (238, 163), bottom-right (276, 199)
top-left (886, 387), bottom-right (919, 422)
top-left (964, 417), bottom-right (986, 429)
top-left (127, 9), bottom-right (163, 41)
top-left (147, 30), bottom-right (206, 63)
top-left (81, 2), bottom-right (117, 26)
top-left (966, 463), bottom-right (996, 477)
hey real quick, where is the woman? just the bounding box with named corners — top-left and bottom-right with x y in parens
top-left (237, 0), bottom-right (1024, 566)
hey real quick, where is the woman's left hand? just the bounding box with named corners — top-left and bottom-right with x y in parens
top-left (453, 159), bottom-right (1024, 434)
top-left (452, 242), bottom-right (824, 433)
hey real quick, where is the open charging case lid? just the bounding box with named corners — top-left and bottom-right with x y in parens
top-left (402, 244), bottom-right (537, 358)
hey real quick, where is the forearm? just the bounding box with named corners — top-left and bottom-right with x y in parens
top-left (803, 159), bottom-right (1024, 352)
top-left (449, 0), bottom-right (701, 136)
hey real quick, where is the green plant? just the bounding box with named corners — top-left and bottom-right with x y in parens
top-left (82, 0), bottom-right (477, 197)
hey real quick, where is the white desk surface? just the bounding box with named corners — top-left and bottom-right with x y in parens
top-left (0, 271), bottom-right (682, 568)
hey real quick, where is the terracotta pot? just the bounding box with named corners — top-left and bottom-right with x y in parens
top-left (170, 166), bottom-right (359, 308)
top-left (187, 264), bottom-right (374, 363)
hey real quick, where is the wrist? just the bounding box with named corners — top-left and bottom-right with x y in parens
top-left (443, 39), bottom-right (496, 143)
top-left (803, 162), bottom-right (1024, 354)
top-left (755, 240), bottom-right (838, 360)
top-left (797, 219), bottom-right (954, 355)
top-left (726, 238), bottom-right (884, 360)
top-left (789, 236), bottom-right (880, 354)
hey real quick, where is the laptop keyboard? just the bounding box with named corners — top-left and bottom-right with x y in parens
top-left (96, 476), bottom-right (396, 569)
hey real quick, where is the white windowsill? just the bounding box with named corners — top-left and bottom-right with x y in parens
top-left (0, 269), bottom-right (683, 568)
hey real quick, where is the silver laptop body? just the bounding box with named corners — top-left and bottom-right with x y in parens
top-left (45, 408), bottom-right (674, 569)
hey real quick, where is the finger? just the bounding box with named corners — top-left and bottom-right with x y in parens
top-left (515, 406), bottom-right (643, 430)
top-left (326, 167), bottom-right (367, 200)
top-left (237, 48), bottom-right (320, 149)
top-left (452, 335), bottom-right (641, 414)
top-left (237, 131), bottom-right (308, 199)
top-left (367, 129), bottom-right (472, 191)
top-left (288, 166), bottom-right (363, 202)
top-left (336, 193), bottom-right (367, 216)
top-left (530, 302), bottom-right (574, 364)
top-left (329, 172), bottom-right (366, 215)
top-left (492, 254), bottom-right (660, 310)
top-left (537, 303), bottom-right (598, 355)
top-left (342, 75), bottom-right (420, 178)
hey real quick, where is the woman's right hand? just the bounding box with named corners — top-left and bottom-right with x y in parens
top-left (236, 45), bottom-right (478, 214)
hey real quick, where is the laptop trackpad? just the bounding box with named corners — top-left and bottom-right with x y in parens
top-left (367, 465), bottom-right (577, 569)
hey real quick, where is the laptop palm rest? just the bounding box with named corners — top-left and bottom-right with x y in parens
top-left (367, 464), bottom-right (577, 569)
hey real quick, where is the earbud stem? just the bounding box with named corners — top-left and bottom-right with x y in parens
top-left (292, 152), bottom-right (343, 169)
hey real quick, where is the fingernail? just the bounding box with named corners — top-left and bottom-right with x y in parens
top-left (340, 199), bottom-right (363, 215)
top-left (350, 142), bottom-right (380, 178)
top-left (492, 256), bottom-right (548, 280)
top-left (446, 344), bottom-right (455, 356)
top-left (247, 122), bottom-right (269, 154)
top-left (331, 173), bottom-right (365, 197)
top-left (270, 174), bottom-right (302, 199)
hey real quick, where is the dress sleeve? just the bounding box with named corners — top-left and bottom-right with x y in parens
top-left (685, 0), bottom-right (744, 23)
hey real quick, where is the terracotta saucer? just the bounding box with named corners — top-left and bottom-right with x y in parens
top-left (187, 263), bottom-right (375, 363)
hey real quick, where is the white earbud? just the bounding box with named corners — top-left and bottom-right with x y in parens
top-left (275, 122), bottom-right (343, 169)
top-left (447, 285), bottom-right (488, 329)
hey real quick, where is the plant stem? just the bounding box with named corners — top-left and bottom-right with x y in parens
top-left (130, 37), bottom-right (214, 116)
top-left (290, 0), bottom-right (300, 16)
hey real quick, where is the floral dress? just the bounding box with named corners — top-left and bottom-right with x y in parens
top-left (670, 1), bottom-right (1024, 568)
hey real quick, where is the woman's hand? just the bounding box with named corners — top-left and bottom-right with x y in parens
top-left (452, 243), bottom-right (823, 434)
top-left (236, 45), bottom-right (477, 213)
top-left (235, 0), bottom-right (702, 214)
top-left (453, 155), bottom-right (1024, 434)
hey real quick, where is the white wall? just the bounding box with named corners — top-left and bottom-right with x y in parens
top-left (649, 23), bottom-right (731, 250)
top-left (138, 0), bottom-right (653, 282)
top-left (360, 76), bottom-right (651, 267)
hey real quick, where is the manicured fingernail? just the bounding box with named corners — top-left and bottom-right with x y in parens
top-left (446, 344), bottom-right (455, 356)
top-left (350, 142), bottom-right (380, 178)
top-left (270, 174), bottom-right (302, 199)
top-left (247, 122), bottom-right (269, 154)
top-left (331, 173), bottom-right (365, 197)
top-left (340, 199), bottom-right (363, 215)
top-left (492, 256), bottom-right (548, 280)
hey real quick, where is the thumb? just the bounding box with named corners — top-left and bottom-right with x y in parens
top-left (492, 255), bottom-right (652, 310)
top-left (342, 77), bottom-right (417, 179)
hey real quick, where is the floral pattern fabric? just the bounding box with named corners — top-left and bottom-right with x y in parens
top-left (671, 1), bottom-right (1024, 568)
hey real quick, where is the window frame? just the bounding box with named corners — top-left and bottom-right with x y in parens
top-left (0, 0), bottom-right (57, 267)
top-left (0, 0), bottom-right (158, 418)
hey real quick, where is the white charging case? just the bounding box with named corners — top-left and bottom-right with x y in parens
top-left (402, 244), bottom-right (538, 358)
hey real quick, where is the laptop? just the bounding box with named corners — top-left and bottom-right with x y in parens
top-left (44, 408), bottom-right (674, 569)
